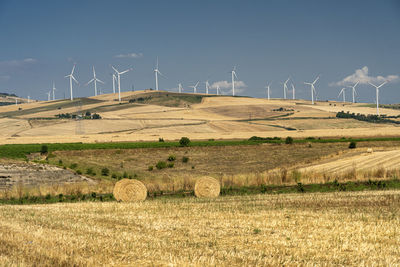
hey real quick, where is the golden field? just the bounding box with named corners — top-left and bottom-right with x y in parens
top-left (0, 90), bottom-right (399, 144)
top-left (1, 190), bottom-right (400, 266)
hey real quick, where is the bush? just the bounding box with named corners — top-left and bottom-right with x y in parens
top-left (111, 173), bottom-right (117, 179)
top-left (69, 163), bottom-right (78, 169)
top-left (349, 141), bottom-right (357, 149)
top-left (285, 137), bottom-right (294, 144)
top-left (148, 166), bottom-right (154, 171)
top-left (101, 168), bottom-right (110, 176)
top-left (76, 170), bottom-right (82, 175)
top-left (182, 156), bottom-right (189, 163)
top-left (156, 161), bottom-right (167, 170)
top-left (123, 171), bottom-right (128, 178)
top-left (167, 163), bottom-right (174, 168)
top-left (86, 167), bottom-right (94, 175)
top-left (159, 137), bottom-right (164, 142)
top-left (179, 137), bottom-right (190, 146)
top-left (167, 155), bottom-right (176, 161)
top-left (40, 145), bottom-right (48, 155)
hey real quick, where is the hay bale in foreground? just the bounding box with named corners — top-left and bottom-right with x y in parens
top-left (113, 179), bottom-right (147, 202)
top-left (194, 176), bottom-right (220, 198)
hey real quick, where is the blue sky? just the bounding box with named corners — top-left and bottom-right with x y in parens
top-left (0, 0), bottom-right (399, 103)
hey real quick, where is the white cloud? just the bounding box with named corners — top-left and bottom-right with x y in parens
top-left (0, 58), bottom-right (37, 68)
top-left (210, 80), bottom-right (247, 94)
top-left (331, 66), bottom-right (399, 86)
top-left (114, 53), bottom-right (143, 59)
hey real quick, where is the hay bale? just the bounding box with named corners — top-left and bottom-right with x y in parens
top-left (194, 176), bottom-right (220, 198)
top-left (367, 148), bottom-right (373, 153)
top-left (113, 179), bottom-right (147, 202)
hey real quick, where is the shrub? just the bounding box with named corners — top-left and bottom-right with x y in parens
top-left (101, 168), bottom-right (110, 176)
top-left (159, 137), bottom-right (164, 142)
top-left (86, 167), bottom-right (94, 175)
top-left (123, 171), bottom-right (128, 178)
top-left (40, 145), bottom-right (48, 155)
top-left (58, 159), bottom-right (63, 165)
top-left (156, 161), bottom-right (167, 170)
top-left (148, 166), bottom-right (154, 171)
top-left (76, 170), bottom-right (82, 175)
top-left (111, 173), bottom-right (117, 179)
top-left (182, 156), bottom-right (189, 163)
top-left (167, 155), bottom-right (176, 161)
top-left (285, 136), bottom-right (294, 144)
top-left (167, 163), bottom-right (174, 168)
top-left (349, 141), bottom-right (357, 149)
top-left (69, 163), bottom-right (78, 169)
top-left (179, 137), bottom-right (190, 146)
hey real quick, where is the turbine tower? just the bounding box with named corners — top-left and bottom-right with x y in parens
top-left (283, 77), bottom-right (290, 99)
top-left (230, 67), bottom-right (238, 96)
top-left (347, 81), bottom-right (359, 103)
top-left (338, 87), bottom-right (346, 103)
top-left (291, 83), bottom-right (295, 100)
top-left (112, 74), bottom-right (116, 94)
top-left (65, 64), bottom-right (78, 101)
top-left (266, 82), bottom-right (272, 100)
top-left (52, 82), bottom-right (56, 100)
top-left (178, 83), bottom-right (183, 93)
top-left (86, 66), bottom-right (104, 96)
top-left (189, 82), bottom-right (199, 93)
top-left (304, 76), bottom-right (319, 105)
top-left (153, 57), bottom-right (166, 91)
top-left (205, 80), bottom-right (210, 94)
top-left (112, 65), bottom-right (132, 102)
top-left (46, 91), bottom-right (51, 101)
top-left (368, 81), bottom-right (387, 115)
top-left (216, 85), bottom-right (220, 95)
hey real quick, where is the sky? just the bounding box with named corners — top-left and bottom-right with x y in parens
top-left (0, 0), bottom-right (399, 103)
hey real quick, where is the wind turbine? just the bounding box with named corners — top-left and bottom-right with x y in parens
top-left (86, 66), bottom-right (104, 96)
top-left (112, 74), bottom-right (116, 94)
top-left (291, 83), bottom-right (296, 100)
top-left (266, 82), bottom-right (272, 100)
top-left (205, 80), bottom-right (210, 94)
top-left (283, 77), bottom-right (290, 99)
top-left (65, 64), bottom-right (78, 101)
top-left (178, 83), bottom-right (183, 93)
top-left (230, 66), bottom-right (238, 96)
top-left (304, 76), bottom-right (319, 105)
top-left (368, 81), bottom-right (387, 115)
top-left (112, 65), bottom-right (132, 102)
top-left (216, 85), bottom-right (220, 95)
top-left (189, 82), bottom-right (199, 93)
top-left (28, 95), bottom-right (30, 103)
top-left (347, 81), bottom-right (359, 103)
top-left (15, 98), bottom-right (18, 106)
top-left (338, 87), bottom-right (346, 103)
top-left (52, 82), bottom-right (56, 100)
top-left (46, 91), bottom-right (51, 101)
top-left (154, 57), bottom-right (166, 91)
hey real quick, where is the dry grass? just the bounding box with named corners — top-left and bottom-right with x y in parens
top-left (1, 190), bottom-right (400, 265)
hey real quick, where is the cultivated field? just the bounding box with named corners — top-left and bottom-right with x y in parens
top-left (1, 190), bottom-right (399, 266)
top-left (0, 90), bottom-right (399, 144)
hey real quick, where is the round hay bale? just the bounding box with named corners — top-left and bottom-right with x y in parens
top-left (194, 176), bottom-right (220, 198)
top-left (113, 179), bottom-right (147, 202)
top-left (367, 148), bottom-right (373, 153)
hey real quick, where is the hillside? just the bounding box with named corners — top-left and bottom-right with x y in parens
top-left (0, 90), bottom-right (399, 144)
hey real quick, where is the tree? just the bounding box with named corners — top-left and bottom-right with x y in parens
top-left (179, 137), bottom-right (191, 146)
top-left (40, 145), bottom-right (48, 155)
top-left (285, 136), bottom-right (294, 144)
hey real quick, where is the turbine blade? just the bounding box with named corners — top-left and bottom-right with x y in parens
top-left (120, 68), bottom-right (132, 75)
top-left (312, 76), bottom-right (319, 84)
top-left (96, 78), bottom-right (105, 84)
top-left (368, 82), bottom-right (377, 88)
top-left (86, 78), bottom-right (94, 86)
top-left (72, 75), bottom-right (79, 84)
top-left (71, 64), bottom-right (76, 75)
top-left (111, 65), bottom-right (118, 73)
top-left (377, 81), bottom-right (388, 88)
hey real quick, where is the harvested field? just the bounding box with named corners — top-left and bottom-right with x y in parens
top-left (1, 190), bottom-right (399, 265)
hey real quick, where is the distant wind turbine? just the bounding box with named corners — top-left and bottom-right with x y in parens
top-left (266, 82), bottom-right (272, 100)
top-left (347, 81), bottom-right (359, 103)
top-left (304, 76), bottom-right (319, 105)
top-left (86, 66), bottom-right (104, 96)
top-left (291, 83), bottom-right (295, 100)
top-left (189, 82), bottom-right (199, 93)
top-left (216, 85), bottom-right (220, 95)
top-left (65, 64), bottom-right (78, 101)
top-left (230, 67), bottom-right (238, 96)
top-left (112, 65), bottom-right (132, 102)
top-left (52, 82), bottom-right (56, 100)
top-left (283, 77), bottom-right (290, 99)
top-left (338, 87), bottom-right (346, 103)
top-left (368, 81), bottom-right (387, 115)
top-left (178, 83), bottom-right (183, 93)
top-left (154, 57), bottom-right (166, 91)
top-left (112, 73), bottom-right (116, 94)
top-left (205, 80), bottom-right (210, 95)
top-left (46, 91), bottom-right (51, 101)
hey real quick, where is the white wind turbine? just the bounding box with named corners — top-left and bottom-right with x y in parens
top-left (347, 81), bottom-right (359, 103)
top-left (216, 85), bottom-right (220, 95)
top-left (112, 65), bottom-right (132, 102)
top-left (46, 91), bottom-right (51, 101)
top-left (266, 82), bottom-right (272, 100)
top-left (304, 76), bottom-right (319, 105)
top-left (112, 74), bottom-right (116, 94)
top-left (338, 87), bottom-right (346, 103)
top-left (205, 80), bottom-right (210, 94)
top-left (86, 66), bottom-right (104, 96)
top-left (28, 95), bottom-right (30, 103)
top-left (291, 83), bottom-right (296, 100)
top-left (368, 81), bottom-right (387, 115)
top-left (178, 83), bottom-right (183, 93)
top-left (283, 77), bottom-right (290, 99)
top-left (52, 82), bottom-right (56, 100)
top-left (189, 82), bottom-right (199, 93)
top-left (230, 66), bottom-right (238, 96)
top-left (154, 58), bottom-right (166, 91)
top-left (65, 64), bottom-right (78, 101)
